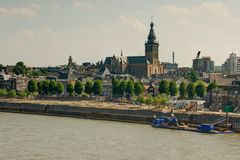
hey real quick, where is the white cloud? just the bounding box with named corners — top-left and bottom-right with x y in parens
top-left (73, 1), bottom-right (95, 9)
top-left (159, 2), bottom-right (229, 17)
top-left (120, 16), bottom-right (146, 32)
top-left (0, 4), bottom-right (40, 18)
top-left (18, 27), bottom-right (59, 38)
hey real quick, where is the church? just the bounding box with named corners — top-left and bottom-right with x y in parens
top-left (103, 21), bottom-right (164, 78)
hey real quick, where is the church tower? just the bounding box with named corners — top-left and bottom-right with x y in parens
top-left (145, 21), bottom-right (159, 65)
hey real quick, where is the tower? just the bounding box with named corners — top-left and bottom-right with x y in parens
top-left (145, 21), bottom-right (159, 65)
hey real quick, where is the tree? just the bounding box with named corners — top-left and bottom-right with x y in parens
top-left (49, 80), bottom-right (57, 95)
top-left (42, 80), bottom-right (50, 95)
top-left (179, 81), bottom-right (187, 98)
top-left (196, 82), bottom-right (206, 98)
top-left (118, 80), bottom-right (126, 97)
top-left (27, 80), bottom-right (38, 93)
top-left (84, 80), bottom-right (93, 94)
top-left (125, 80), bottom-right (135, 97)
top-left (188, 70), bottom-right (199, 82)
top-left (187, 82), bottom-right (195, 99)
top-left (67, 83), bottom-right (74, 96)
top-left (75, 81), bottom-right (84, 95)
top-left (113, 79), bottom-right (120, 97)
top-left (56, 82), bottom-right (64, 95)
top-left (37, 81), bottom-right (44, 95)
top-left (93, 80), bottom-right (103, 96)
top-left (0, 89), bottom-right (8, 97)
top-left (134, 81), bottom-right (143, 96)
top-left (169, 81), bottom-right (178, 96)
top-left (13, 62), bottom-right (27, 75)
top-left (17, 91), bottom-right (28, 98)
top-left (207, 81), bottom-right (218, 92)
top-left (159, 80), bottom-right (169, 95)
top-left (8, 90), bottom-right (16, 98)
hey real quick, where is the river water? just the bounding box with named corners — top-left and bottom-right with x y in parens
top-left (0, 112), bottom-right (239, 160)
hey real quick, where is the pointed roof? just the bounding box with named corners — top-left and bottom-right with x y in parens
top-left (147, 21), bottom-right (157, 44)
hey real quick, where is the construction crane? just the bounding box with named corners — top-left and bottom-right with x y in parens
top-left (196, 51), bottom-right (201, 59)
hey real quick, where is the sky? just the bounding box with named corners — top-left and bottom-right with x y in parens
top-left (1, 0), bottom-right (240, 67)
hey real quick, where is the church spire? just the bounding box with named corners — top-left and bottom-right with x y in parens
top-left (147, 20), bottom-right (157, 44)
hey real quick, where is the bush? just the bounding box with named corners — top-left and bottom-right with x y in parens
top-left (0, 89), bottom-right (8, 97)
top-left (145, 95), bottom-right (153, 105)
top-left (17, 91), bottom-right (28, 98)
top-left (137, 95), bottom-right (145, 104)
top-left (81, 93), bottom-right (89, 98)
top-left (8, 90), bottom-right (17, 98)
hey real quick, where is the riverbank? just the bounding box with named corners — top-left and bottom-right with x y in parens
top-left (0, 98), bottom-right (240, 132)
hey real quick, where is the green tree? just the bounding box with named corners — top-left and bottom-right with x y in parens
top-left (196, 82), bottom-right (206, 98)
top-left (0, 89), bottom-right (8, 97)
top-left (169, 81), bottom-right (178, 96)
top-left (42, 80), bottom-right (50, 95)
top-left (187, 82), bottom-right (195, 99)
top-left (67, 83), bottom-right (74, 96)
top-left (113, 79), bottom-right (120, 97)
top-left (93, 80), bottom-right (103, 96)
top-left (75, 81), bottom-right (84, 95)
top-left (84, 80), bottom-right (93, 94)
top-left (49, 80), bottom-right (57, 95)
top-left (179, 81), bottom-right (187, 98)
top-left (134, 81), bottom-right (143, 96)
top-left (56, 82), bottom-right (64, 95)
top-left (159, 80), bottom-right (169, 95)
top-left (37, 81), bottom-right (44, 95)
top-left (27, 80), bottom-right (38, 93)
top-left (8, 90), bottom-right (16, 98)
top-left (188, 70), bottom-right (199, 82)
top-left (13, 62), bottom-right (27, 75)
top-left (207, 81), bottom-right (218, 92)
top-left (125, 80), bottom-right (135, 97)
top-left (17, 91), bottom-right (28, 98)
top-left (118, 80), bottom-right (127, 97)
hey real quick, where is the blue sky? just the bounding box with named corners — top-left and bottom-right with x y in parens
top-left (1, 0), bottom-right (240, 67)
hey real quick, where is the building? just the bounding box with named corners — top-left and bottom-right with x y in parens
top-left (193, 53), bottom-right (214, 73)
top-left (103, 21), bottom-right (164, 78)
top-left (222, 53), bottom-right (240, 75)
top-left (205, 85), bottom-right (240, 112)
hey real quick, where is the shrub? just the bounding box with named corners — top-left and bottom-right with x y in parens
top-left (8, 90), bottom-right (17, 98)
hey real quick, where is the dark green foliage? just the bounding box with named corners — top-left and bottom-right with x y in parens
top-left (8, 90), bottom-right (16, 98)
top-left (179, 81), bottom-right (187, 98)
top-left (13, 62), bottom-right (27, 75)
top-left (42, 80), bottom-right (50, 95)
top-left (159, 80), bottom-right (169, 95)
top-left (169, 81), bottom-right (178, 96)
top-left (207, 81), bottom-right (218, 92)
top-left (0, 89), bottom-right (8, 97)
top-left (118, 80), bottom-right (126, 97)
top-left (75, 81), bottom-right (84, 95)
top-left (67, 83), bottom-right (74, 96)
top-left (113, 79), bottom-right (120, 97)
top-left (125, 80), bottom-right (135, 97)
top-left (17, 91), bottom-right (28, 98)
top-left (134, 81), bottom-right (143, 96)
top-left (56, 82), bottom-right (64, 95)
top-left (49, 80), bottom-right (57, 95)
top-left (27, 80), bottom-right (38, 93)
top-left (188, 70), bottom-right (199, 82)
top-left (37, 81), bottom-right (44, 95)
top-left (84, 81), bottom-right (93, 94)
top-left (187, 82), bottom-right (195, 99)
top-left (93, 80), bottom-right (103, 96)
top-left (196, 82), bottom-right (206, 98)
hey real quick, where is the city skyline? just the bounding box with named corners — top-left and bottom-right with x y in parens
top-left (1, 0), bottom-right (240, 67)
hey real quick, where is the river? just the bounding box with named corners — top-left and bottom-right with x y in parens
top-left (0, 112), bottom-right (239, 160)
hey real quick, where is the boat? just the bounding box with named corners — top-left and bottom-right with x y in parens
top-left (152, 115), bottom-right (234, 134)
